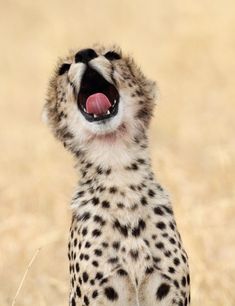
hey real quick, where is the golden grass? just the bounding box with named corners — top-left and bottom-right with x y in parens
top-left (0, 0), bottom-right (234, 305)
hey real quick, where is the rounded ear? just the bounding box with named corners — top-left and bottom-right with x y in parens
top-left (147, 80), bottom-right (158, 101)
top-left (41, 105), bottom-right (49, 125)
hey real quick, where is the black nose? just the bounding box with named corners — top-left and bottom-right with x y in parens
top-left (75, 48), bottom-right (98, 64)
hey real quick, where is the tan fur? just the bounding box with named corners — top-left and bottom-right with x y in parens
top-left (44, 45), bottom-right (190, 306)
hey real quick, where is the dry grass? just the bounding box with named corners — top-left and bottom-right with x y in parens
top-left (0, 0), bottom-right (234, 305)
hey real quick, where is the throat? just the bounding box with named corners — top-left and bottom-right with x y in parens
top-left (72, 134), bottom-right (155, 209)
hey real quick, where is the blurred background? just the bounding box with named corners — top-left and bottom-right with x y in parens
top-left (0, 0), bottom-right (234, 305)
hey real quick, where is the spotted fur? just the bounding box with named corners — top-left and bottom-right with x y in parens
top-left (44, 44), bottom-right (190, 306)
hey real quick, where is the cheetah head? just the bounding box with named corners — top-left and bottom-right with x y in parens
top-left (43, 45), bottom-right (157, 155)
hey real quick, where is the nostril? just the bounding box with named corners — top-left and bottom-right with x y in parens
top-left (75, 48), bottom-right (98, 64)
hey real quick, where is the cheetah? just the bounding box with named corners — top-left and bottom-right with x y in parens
top-left (43, 45), bottom-right (190, 306)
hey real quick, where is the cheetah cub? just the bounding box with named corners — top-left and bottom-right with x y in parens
top-left (44, 45), bottom-right (190, 306)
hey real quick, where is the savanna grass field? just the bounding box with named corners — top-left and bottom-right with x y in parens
top-left (0, 1), bottom-right (234, 305)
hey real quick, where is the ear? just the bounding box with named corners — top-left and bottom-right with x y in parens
top-left (149, 80), bottom-right (158, 100)
top-left (41, 105), bottom-right (49, 125)
top-left (145, 79), bottom-right (159, 103)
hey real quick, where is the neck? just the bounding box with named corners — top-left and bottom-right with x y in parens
top-left (72, 131), bottom-right (166, 213)
top-left (71, 131), bottom-right (157, 210)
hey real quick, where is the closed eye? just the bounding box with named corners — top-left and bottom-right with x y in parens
top-left (104, 51), bottom-right (121, 61)
top-left (58, 63), bottom-right (71, 75)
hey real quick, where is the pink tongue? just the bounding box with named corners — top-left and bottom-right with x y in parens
top-left (86, 93), bottom-right (112, 115)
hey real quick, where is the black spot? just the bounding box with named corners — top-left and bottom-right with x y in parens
top-left (164, 250), bottom-right (172, 257)
top-left (102, 242), bottom-right (109, 248)
top-left (102, 200), bottom-right (110, 209)
top-left (93, 215), bottom-right (106, 226)
top-left (82, 227), bottom-right (88, 236)
top-left (130, 249), bottom-right (139, 260)
top-left (154, 207), bottom-right (165, 215)
top-left (71, 297), bottom-right (76, 306)
top-left (92, 197), bottom-right (99, 206)
top-left (157, 184), bottom-right (164, 191)
top-left (95, 272), bottom-right (103, 280)
top-left (181, 254), bottom-right (187, 263)
top-left (75, 263), bottom-right (80, 272)
top-left (85, 162), bottom-right (93, 168)
top-left (73, 190), bottom-right (85, 200)
top-left (169, 237), bottom-right (176, 244)
top-left (112, 241), bottom-right (120, 250)
top-left (113, 219), bottom-right (128, 237)
top-left (96, 166), bottom-right (103, 174)
top-left (100, 277), bottom-right (108, 285)
top-left (139, 219), bottom-right (146, 229)
top-left (84, 254), bottom-right (89, 260)
top-left (140, 196), bottom-right (148, 206)
top-left (156, 222), bottom-right (166, 230)
top-left (92, 290), bottom-right (98, 299)
top-left (168, 267), bottom-right (175, 273)
top-left (92, 260), bottom-right (99, 267)
top-left (76, 286), bottom-right (81, 297)
top-left (94, 249), bottom-right (102, 256)
top-left (97, 184), bottom-right (106, 192)
top-left (173, 257), bottom-right (180, 266)
top-left (79, 212), bottom-right (91, 221)
top-left (131, 203), bottom-right (138, 211)
top-left (174, 280), bottom-right (179, 288)
top-left (105, 168), bottom-right (111, 175)
top-left (144, 254), bottom-right (150, 261)
top-left (131, 163), bottom-right (138, 170)
top-left (108, 257), bottom-right (119, 264)
top-left (85, 241), bottom-right (91, 248)
top-left (92, 229), bottom-right (102, 237)
top-left (181, 276), bottom-right (186, 287)
top-left (148, 189), bottom-right (155, 197)
top-left (162, 205), bottom-right (173, 214)
top-left (144, 239), bottom-right (150, 246)
top-left (84, 295), bottom-right (89, 305)
top-left (132, 226), bottom-right (141, 237)
top-left (117, 202), bottom-right (124, 209)
top-left (104, 287), bottom-right (118, 301)
top-left (109, 186), bottom-right (117, 193)
top-left (82, 272), bottom-right (89, 283)
top-left (153, 256), bottom-right (161, 263)
top-left (137, 158), bottom-right (145, 164)
top-left (156, 283), bottom-right (170, 300)
top-left (155, 242), bottom-right (164, 249)
top-left (187, 274), bottom-right (190, 285)
top-left (145, 266), bottom-right (154, 274)
top-left (117, 269), bottom-right (128, 276)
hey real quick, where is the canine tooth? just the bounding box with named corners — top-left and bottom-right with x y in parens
top-left (94, 114), bottom-right (97, 118)
top-left (114, 100), bottom-right (116, 105)
top-left (107, 110), bottom-right (110, 115)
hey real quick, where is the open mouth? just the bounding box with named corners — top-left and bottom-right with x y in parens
top-left (77, 67), bottom-right (119, 122)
